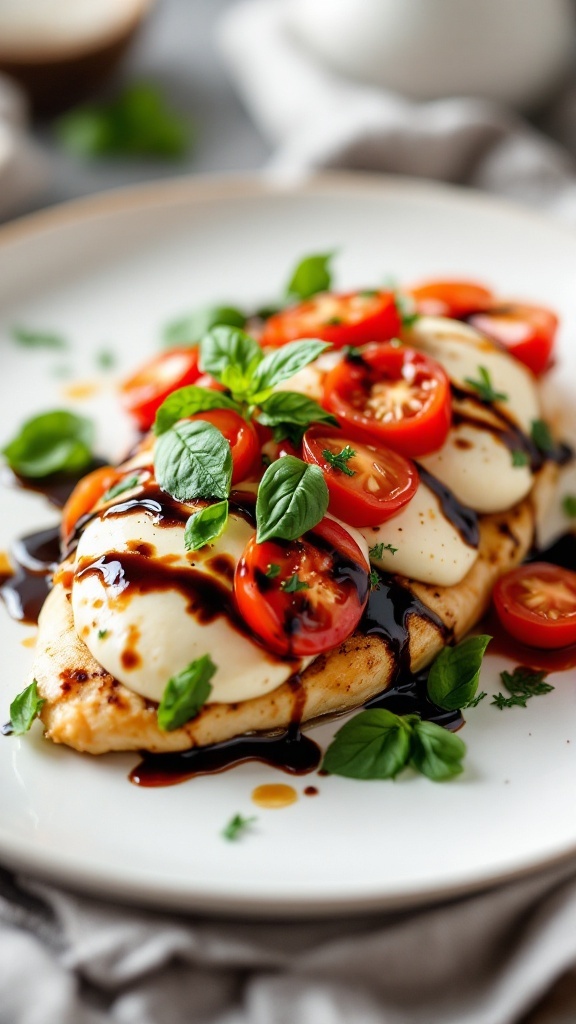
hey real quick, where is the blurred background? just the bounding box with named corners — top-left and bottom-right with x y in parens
top-left (1, 0), bottom-right (576, 223)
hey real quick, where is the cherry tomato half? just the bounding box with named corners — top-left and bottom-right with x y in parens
top-left (61, 465), bottom-right (119, 543)
top-left (120, 347), bottom-right (201, 431)
top-left (409, 279), bottom-right (494, 318)
top-left (493, 562), bottom-right (576, 649)
top-left (322, 343), bottom-right (451, 457)
top-left (188, 408), bottom-right (260, 484)
top-left (302, 427), bottom-right (417, 528)
top-left (234, 518), bottom-right (369, 657)
top-left (260, 291), bottom-right (402, 349)
top-left (467, 303), bottom-right (558, 376)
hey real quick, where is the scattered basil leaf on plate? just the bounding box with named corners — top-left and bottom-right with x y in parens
top-left (222, 814), bottom-right (257, 841)
top-left (2, 410), bottom-right (95, 478)
top-left (427, 635), bottom-right (492, 711)
top-left (256, 456), bottom-right (328, 543)
top-left (9, 680), bottom-right (46, 735)
top-left (322, 709), bottom-right (413, 780)
top-left (184, 500), bottom-right (229, 551)
top-left (157, 655), bottom-right (216, 731)
top-left (11, 327), bottom-right (68, 350)
top-left (409, 719), bottom-right (466, 781)
top-left (163, 305), bottom-right (246, 346)
top-left (285, 252), bottom-right (334, 301)
top-left (154, 420), bottom-right (232, 501)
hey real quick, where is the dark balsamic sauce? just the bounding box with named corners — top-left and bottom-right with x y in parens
top-left (416, 464), bottom-right (479, 548)
top-left (4, 459), bottom-right (108, 509)
top-left (0, 526), bottom-right (61, 625)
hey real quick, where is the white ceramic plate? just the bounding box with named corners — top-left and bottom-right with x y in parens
top-left (1, 173), bottom-right (576, 918)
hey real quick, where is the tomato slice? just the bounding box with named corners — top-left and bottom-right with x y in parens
top-left (61, 465), bottom-right (119, 543)
top-left (120, 347), bottom-right (201, 431)
top-left (234, 518), bottom-right (369, 657)
top-left (322, 343), bottom-right (451, 457)
top-left (409, 279), bottom-right (494, 318)
top-left (188, 408), bottom-right (260, 485)
top-left (302, 427), bottom-right (417, 527)
top-left (493, 562), bottom-right (576, 649)
top-left (467, 303), bottom-right (558, 376)
top-left (260, 291), bottom-right (402, 349)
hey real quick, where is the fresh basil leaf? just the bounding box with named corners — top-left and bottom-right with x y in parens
top-left (250, 339), bottom-right (329, 400)
top-left (2, 410), bottom-right (94, 478)
top-left (222, 814), bottom-right (257, 841)
top-left (56, 82), bottom-right (190, 158)
top-left (531, 418), bottom-right (554, 454)
top-left (154, 420), bottom-right (232, 501)
top-left (184, 500), bottom-right (229, 551)
top-left (157, 655), bottom-right (215, 731)
top-left (11, 327), bottom-right (68, 350)
top-left (409, 720), bottom-right (466, 781)
top-left (256, 456), bottom-right (328, 543)
top-left (163, 305), bottom-right (246, 346)
top-left (102, 475), bottom-right (141, 502)
top-left (285, 252), bottom-right (334, 301)
top-left (256, 392), bottom-right (338, 445)
top-left (322, 709), bottom-right (413, 779)
top-left (563, 494), bottom-right (576, 518)
top-left (153, 385), bottom-right (240, 435)
top-left (427, 635), bottom-right (492, 711)
top-left (199, 327), bottom-right (263, 396)
top-left (9, 680), bottom-right (46, 735)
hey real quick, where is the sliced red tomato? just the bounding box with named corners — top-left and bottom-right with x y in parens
top-left (61, 465), bottom-right (119, 543)
top-left (467, 303), bottom-right (558, 376)
top-left (493, 562), bottom-right (576, 649)
top-left (302, 427), bottom-right (417, 527)
top-left (120, 347), bottom-right (201, 431)
top-left (234, 518), bottom-right (369, 657)
top-left (408, 279), bottom-right (494, 318)
top-left (260, 290), bottom-right (402, 349)
top-left (322, 342), bottom-right (451, 457)
top-left (188, 408), bottom-right (259, 484)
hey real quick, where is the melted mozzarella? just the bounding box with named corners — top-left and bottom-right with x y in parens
top-left (419, 422), bottom-right (534, 513)
top-left (72, 510), bottom-right (304, 706)
top-left (404, 316), bottom-right (540, 432)
top-left (361, 482), bottom-right (478, 586)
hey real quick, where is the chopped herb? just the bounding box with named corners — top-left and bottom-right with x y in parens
top-left (56, 82), bottom-right (191, 159)
top-left (359, 289), bottom-right (378, 299)
top-left (265, 563), bottom-right (281, 578)
top-left (464, 366), bottom-right (508, 404)
top-left (462, 690), bottom-right (487, 709)
top-left (491, 665), bottom-right (554, 711)
top-left (97, 629), bottom-right (108, 640)
top-left (369, 542), bottom-right (398, 559)
top-left (343, 345), bottom-right (363, 359)
top-left (95, 349), bottom-right (116, 370)
top-left (324, 316), bottom-right (343, 326)
top-left (369, 569), bottom-right (381, 590)
top-left (322, 445), bottom-right (356, 476)
top-left (11, 327), bottom-right (68, 350)
top-left (562, 494), bottom-right (576, 518)
top-left (222, 814), bottom-right (257, 841)
top-left (531, 418), bottom-right (554, 454)
top-left (102, 475), bottom-right (141, 502)
top-left (281, 573), bottom-right (310, 593)
top-left (394, 292), bottom-right (420, 327)
top-left (9, 680), bottom-right (45, 735)
top-left (511, 450), bottom-right (529, 468)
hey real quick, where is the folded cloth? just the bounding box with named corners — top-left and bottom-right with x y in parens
top-left (0, 73), bottom-right (49, 219)
top-left (3, 859), bottom-right (576, 1023)
top-left (217, 0), bottom-right (576, 226)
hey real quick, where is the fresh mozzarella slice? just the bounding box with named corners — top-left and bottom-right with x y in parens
top-left (419, 422), bottom-right (534, 513)
top-left (71, 510), bottom-right (305, 706)
top-left (360, 481), bottom-right (478, 586)
top-left (404, 316), bottom-right (540, 433)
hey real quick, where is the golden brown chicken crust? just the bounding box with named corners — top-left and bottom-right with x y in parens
top-left (33, 499), bottom-right (534, 755)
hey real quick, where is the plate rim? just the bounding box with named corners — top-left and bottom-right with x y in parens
top-left (2, 169), bottom-right (576, 918)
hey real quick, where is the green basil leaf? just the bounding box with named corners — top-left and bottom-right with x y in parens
top-left (322, 709), bottom-right (413, 779)
top-left (427, 635), bottom-right (492, 711)
top-left (9, 680), bottom-right (46, 735)
top-left (409, 720), bottom-right (466, 781)
top-left (184, 500), bottom-right (229, 551)
top-left (163, 305), bottom-right (246, 346)
top-left (256, 392), bottom-right (338, 445)
top-left (222, 813), bottom-right (257, 841)
top-left (250, 339), bottom-right (329, 400)
top-left (102, 475), bottom-right (141, 502)
top-left (154, 420), bottom-right (232, 501)
top-left (12, 327), bottom-right (68, 350)
top-left (256, 455), bottom-right (328, 543)
top-left (2, 410), bottom-right (94, 478)
top-left (157, 655), bottom-right (215, 731)
top-left (199, 327), bottom-right (263, 395)
top-left (285, 252), bottom-right (334, 301)
top-left (153, 385), bottom-right (241, 435)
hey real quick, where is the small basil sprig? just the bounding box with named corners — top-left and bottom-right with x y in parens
top-left (256, 392), bottom-right (337, 446)
top-left (157, 654), bottom-right (216, 731)
top-left (285, 252), bottom-right (334, 302)
top-left (184, 500), bottom-right (229, 551)
top-left (154, 420), bottom-right (232, 502)
top-left (9, 680), bottom-right (46, 735)
top-left (322, 709), bottom-right (465, 782)
top-left (2, 410), bottom-right (95, 478)
top-left (427, 635), bottom-right (492, 711)
top-left (256, 455), bottom-right (329, 543)
top-left (163, 305), bottom-right (246, 346)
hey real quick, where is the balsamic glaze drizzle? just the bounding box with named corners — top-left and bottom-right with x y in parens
top-left (416, 465), bottom-right (479, 548)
